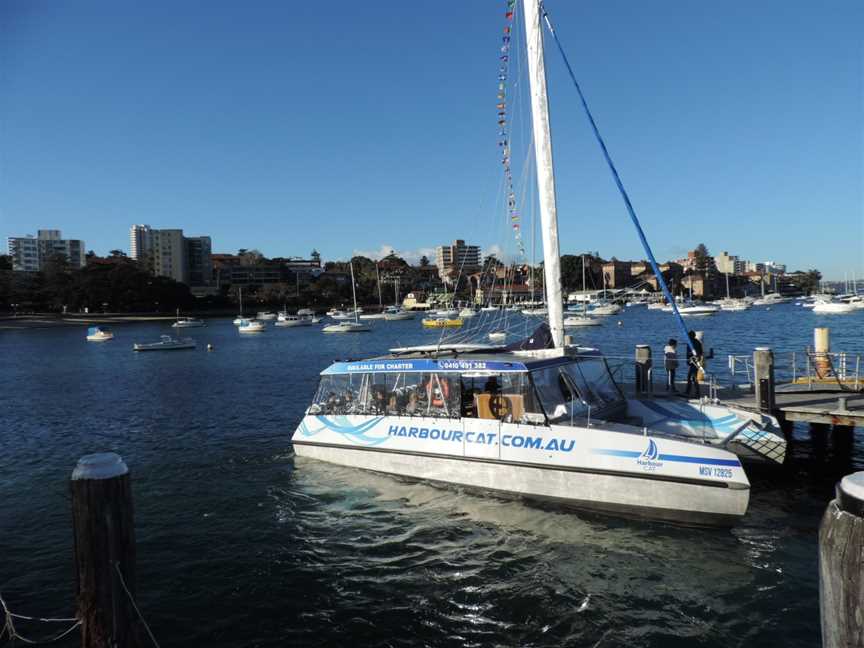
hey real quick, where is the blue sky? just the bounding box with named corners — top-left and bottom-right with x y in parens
top-left (1, 0), bottom-right (861, 279)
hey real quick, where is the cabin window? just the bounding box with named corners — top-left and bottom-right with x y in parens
top-left (460, 373), bottom-right (544, 424)
top-left (310, 373), bottom-right (366, 415)
top-left (529, 366), bottom-right (579, 423)
top-left (565, 358), bottom-right (623, 406)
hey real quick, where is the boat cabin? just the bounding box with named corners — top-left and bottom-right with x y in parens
top-left (308, 349), bottom-right (625, 426)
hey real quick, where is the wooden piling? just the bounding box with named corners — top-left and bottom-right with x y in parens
top-left (819, 471), bottom-right (864, 648)
top-left (753, 347), bottom-right (776, 414)
top-left (71, 453), bottom-right (142, 648)
top-left (814, 327), bottom-right (831, 379)
top-left (635, 344), bottom-right (652, 393)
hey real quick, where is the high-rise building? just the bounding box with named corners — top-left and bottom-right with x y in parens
top-left (129, 225), bottom-right (211, 286)
top-left (6, 230), bottom-right (86, 271)
top-left (129, 224), bottom-right (152, 261)
top-left (435, 239), bottom-right (481, 283)
top-left (185, 236), bottom-right (212, 286)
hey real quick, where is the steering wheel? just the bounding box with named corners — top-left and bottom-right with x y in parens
top-left (489, 395), bottom-right (512, 420)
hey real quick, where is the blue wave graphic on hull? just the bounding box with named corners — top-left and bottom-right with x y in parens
top-left (297, 416), bottom-right (390, 447)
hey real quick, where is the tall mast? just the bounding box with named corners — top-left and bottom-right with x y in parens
top-left (375, 261), bottom-right (383, 308)
top-left (349, 261), bottom-right (360, 323)
top-left (523, 0), bottom-right (564, 347)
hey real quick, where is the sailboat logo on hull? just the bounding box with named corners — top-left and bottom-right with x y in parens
top-left (637, 439), bottom-right (662, 472)
top-left (642, 439), bottom-right (659, 461)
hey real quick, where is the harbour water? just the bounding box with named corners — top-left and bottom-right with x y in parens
top-left (1, 305), bottom-right (862, 646)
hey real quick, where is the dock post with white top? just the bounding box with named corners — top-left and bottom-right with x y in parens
top-left (753, 347), bottom-right (776, 414)
top-left (71, 452), bottom-right (143, 647)
top-left (819, 472), bottom-right (864, 647)
top-left (814, 327), bottom-right (831, 379)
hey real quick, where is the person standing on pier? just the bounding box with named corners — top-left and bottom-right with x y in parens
top-left (685, 330), bottom-right (703, 397)
top-left (664, 338), bottom-right (679, 392)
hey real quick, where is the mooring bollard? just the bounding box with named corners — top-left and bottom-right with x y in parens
top-left (820, 472), bottom-right (864, 648)
top-left (814, 327), bottom-right (831, 379)
top-left (635, 344), bottom-right (652, 394)
top-left (753, 347), bottom-right (776, 414)
top-left (71, 453), bottom-right (142, 648)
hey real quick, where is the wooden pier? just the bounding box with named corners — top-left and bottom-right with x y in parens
top-left (721, 387), bottom-right (864, 428)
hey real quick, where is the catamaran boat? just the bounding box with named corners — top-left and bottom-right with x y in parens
top-left (133, 335), bottom-right (196, 351)
top-left (292, 337), bottom-right (787, 525)
top-left (86, 326), bottom-right (114, 342)
top-left (237, 318), bottom-right (267, 333)
top-left (172, 316), bottom-right (206, 328)
top-left (292, 0), bottom-right (776, 525)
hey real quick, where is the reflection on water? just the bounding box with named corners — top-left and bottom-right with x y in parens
top-left (1, 306), bottom-right (861, 646)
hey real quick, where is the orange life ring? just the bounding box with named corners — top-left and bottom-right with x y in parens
top-left (427, 377), bottom-right (450, 407)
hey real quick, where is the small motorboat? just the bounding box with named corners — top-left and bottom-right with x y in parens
top-left (563, 315), bottom-right (602, 327)
top-left (133, 335), bottom-right (196, 351)
top-left (86, 326), bottom-right (114, 342)
top-left (172, 317), bottom-right (206, 328)
top-left (274, 315), bottom-right (314, 327)
top-left (813, 301), bottom-right (857, 314)
top-left (422, 317), bottom-right (463, 328)
top-left (383, 307), bottom-right (415, 321)
top-left (590, 303), bottom-right (622, 316)
top-left (678, 304), bottom-right (720, 317)
top-left (238, 318), bottom-right (267, 333)
top-left (434, 309), bottom-right (460, 318)
top-left (322, 321), bottom-right (371, 333)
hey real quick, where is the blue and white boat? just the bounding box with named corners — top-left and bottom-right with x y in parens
top-left (291, 0), bottom-right (783, 525)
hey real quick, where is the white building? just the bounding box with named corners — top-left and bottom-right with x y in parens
top-left (129, 224), bottom-right (211, 286)
top-left (435, 239), bottom-right (481, 284)
top-left (7, 230), bottom-right (86, 271)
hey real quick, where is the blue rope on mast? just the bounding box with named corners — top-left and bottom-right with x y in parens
top-left (539, 4), bottom-right (695, 355)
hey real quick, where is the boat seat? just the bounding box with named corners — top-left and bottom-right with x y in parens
top-left (474, 394), bottom-right (525, 421)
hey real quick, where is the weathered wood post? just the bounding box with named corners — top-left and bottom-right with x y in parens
top-left (635, 344), bottom-right (652, 394)
top-left (814, 327), bottom-right (831, 379)
top-left (753, 347), bottom-right (776, 414)
top-left (71, 453), bottom-right (142, 647)
top-left (820, 471), bottom-right (864, 648)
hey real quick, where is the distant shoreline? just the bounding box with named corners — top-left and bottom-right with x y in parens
top-left (0, 314), bottom-right (189, 330)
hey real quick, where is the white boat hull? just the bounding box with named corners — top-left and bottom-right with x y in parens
top-left (322, 323), bottom-right (371, 333)
top-left (563, 316), bottom-right (601, 327)
top-left (292, 415), bottom-right (750, 526)
top-left (384, 312), bottom-right (415, 320)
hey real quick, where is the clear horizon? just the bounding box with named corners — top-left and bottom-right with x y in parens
top-left (2, 1), bottom-right (862, 280)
